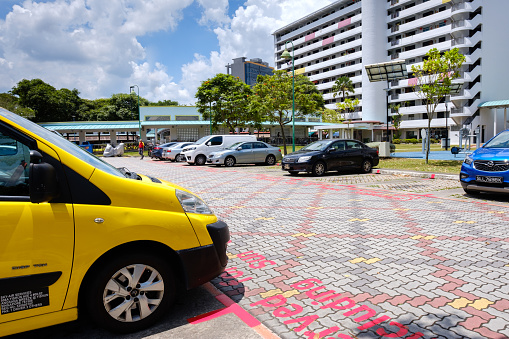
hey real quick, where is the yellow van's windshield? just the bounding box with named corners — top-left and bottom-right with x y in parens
top-left (1, 109), bottom-right (124, 178)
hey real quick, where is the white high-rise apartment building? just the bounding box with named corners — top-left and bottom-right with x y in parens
top-left (273, 0), bottom-right (509, 144)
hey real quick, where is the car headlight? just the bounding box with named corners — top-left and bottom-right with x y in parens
top-left (464, 155), bottom-right (473, 165)
top-left (184, 147), bottom-right (196, 152)
top-left (176, 189), bottom-right (213, 214)
top-left (298, 156), bottom-right (312, 163)
top-left (214, 153), bottom-right (221, 158)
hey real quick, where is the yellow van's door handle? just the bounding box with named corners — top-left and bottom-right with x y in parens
top-left (94, 218), bottom-right (104, 224)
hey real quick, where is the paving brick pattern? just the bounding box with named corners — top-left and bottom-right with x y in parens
top-left (105, 158), bottom-right (509, 339)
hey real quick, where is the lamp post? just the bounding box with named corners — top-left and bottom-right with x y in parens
top-left (443, 82), bottom-right (462, 151)
top-left (130, 85), bottom-right (141, 140)
top-left (365, 60), bottom-right (408, 143)
top-left (281, 40), bottom-right (295, 152)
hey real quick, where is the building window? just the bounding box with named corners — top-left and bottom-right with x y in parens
top-left (146, 116), bottom-right (171, 121)
top-left (177, 128), bottom-right (199, 142)
top-left (175, 115), bottom-right (199, 121)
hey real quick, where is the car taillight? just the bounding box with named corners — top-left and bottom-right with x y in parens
top-left (279, 149), bottom-right (281, 152)
top-left (154, 147), bottom-right (161, 150)
top-left (376, 150), bottom-right (379, 155)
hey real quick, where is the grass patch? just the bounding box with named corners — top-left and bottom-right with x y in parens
top-left (394, 143), bottom-right (477, 153)
top-left (378, 157), bottom-right (462, 174)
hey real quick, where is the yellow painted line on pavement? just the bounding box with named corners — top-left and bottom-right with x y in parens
top-left (291, 232), bottom-right (317, 237)
top-left (469, 298), bottom-right (494, 310)
top-left (260, 289), bottom-right (282, 298)
top-left (349, 257), bottom-right (366, 264)
top-left (255, 217), bottom-right (275, 221)
top-left (448, 297), bottom-right (472, 309)
top-left (349, 218), bottom-right (370, 222)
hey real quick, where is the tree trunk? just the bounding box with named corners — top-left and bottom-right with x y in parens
top-left (280, 122), bottom-right (287, 155)
top-left (426, 119), bottom-right (431, 164)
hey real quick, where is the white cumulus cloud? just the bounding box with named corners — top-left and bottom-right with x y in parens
top-left (0, 0), bottom-right (334, 106)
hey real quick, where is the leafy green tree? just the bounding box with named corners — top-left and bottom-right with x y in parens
top-left (390, 101), bottom-right (408, 139)
top-left (337, 98), bottom-right (360, 138)
top-left (149, 99), bottom-right (179, 106)
top-left (251, 70), bottom-right (324, 155)
top-left (322, 108), bottom-right (344, 124)
top-left (10, 79), bottom-right (82, 122)
top-left (195, 73), bottom-right (255, 133)
top-left (411, 48), bottom-right (465, 163)
top-left (0, 93), bottom-right (34, 118)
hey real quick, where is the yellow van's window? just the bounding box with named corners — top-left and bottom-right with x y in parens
top-left (0, 131), bottom-right (30, 196)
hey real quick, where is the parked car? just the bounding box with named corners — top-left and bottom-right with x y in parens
top-left (162, 142), bottom-right (194, 161)
top-left (460, 129), bottom-right (509, 195)
top-left (151, 142), bottom-right (177, 160)
top-left (281, 139), bottom-right (379, 176)
top-left (181, 134), bottom-right (257, 165)
top-left (207, 141), bottom-right (282, 167)
top-left (0, 108), bottom-right (229, 336)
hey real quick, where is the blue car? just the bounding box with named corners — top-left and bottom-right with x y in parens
top-left (460, 129), bottom-right (509, 195)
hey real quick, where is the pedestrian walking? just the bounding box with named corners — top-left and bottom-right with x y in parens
top-left (138, 139), bottom-right (145, 159)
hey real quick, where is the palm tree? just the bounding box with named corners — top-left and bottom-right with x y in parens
top-left (332, 76), bottom-right (355, 131)
top-left (332, 76), bottom-right (354, 102)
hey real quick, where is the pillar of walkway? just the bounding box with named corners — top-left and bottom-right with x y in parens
top-left (109, 130), bottom-right (117, 145)
top-left (78, 131), bottom-right (86, 144)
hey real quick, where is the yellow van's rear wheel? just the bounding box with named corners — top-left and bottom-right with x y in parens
top-left (85, 253), bottom-right (175, 333)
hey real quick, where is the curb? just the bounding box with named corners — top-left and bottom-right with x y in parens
top-left (374, 168), bottom-right (458, 181)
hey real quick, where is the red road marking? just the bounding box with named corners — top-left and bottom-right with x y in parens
top-left (188, 283), bottom-right (260, 328)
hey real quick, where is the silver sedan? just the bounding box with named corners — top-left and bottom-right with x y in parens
top-left (162, 142), bottom-right (194, 161)
top-left (207, 141), bottom-right (282, 167)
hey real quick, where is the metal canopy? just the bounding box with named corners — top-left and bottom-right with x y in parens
top-left (478, 100), bottom-right (509, 108)
top-left (364, 60), bottom-right (408, 82)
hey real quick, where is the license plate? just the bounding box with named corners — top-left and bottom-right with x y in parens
top-left (476, 175), bottom-right (503, 183)
top-left (283, 164), bottom-right (290, 170)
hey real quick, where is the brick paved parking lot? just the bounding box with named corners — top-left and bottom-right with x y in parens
top-left (74, 158), bottom-right (509, 338)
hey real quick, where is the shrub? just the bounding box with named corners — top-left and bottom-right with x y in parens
top-left (393, 139), bottom-right (401, 144)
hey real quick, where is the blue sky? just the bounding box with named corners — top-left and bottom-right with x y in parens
top-left (0, 0), bottom-right (333, 104)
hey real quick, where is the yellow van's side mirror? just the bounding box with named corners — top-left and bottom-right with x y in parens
top-left (29, 150), bottom-right (59, 203)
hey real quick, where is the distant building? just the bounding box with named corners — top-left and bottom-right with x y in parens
top-left (227, 57), bottom-right (274, 86)
top-left (273, 0), bottom-right (509, 144)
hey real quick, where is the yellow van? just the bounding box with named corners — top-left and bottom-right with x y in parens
top-left (0, 108), bottom-right (229, 336)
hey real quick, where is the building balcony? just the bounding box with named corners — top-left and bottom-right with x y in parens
top-left (387, 0), bottom-right (448, 24)
top-left (399, 118), bottom-right (455, 129)
top-left (277, 27), bottom-right (362, 63)
top-left (280, 51), bottom-right (363, 74)
top-left (275, 12), bottom-right (362, 53)
top-left (387, 25), bottom-right (449, 51)
top-left (388, 10), bottom-right (450, 36)
top-left (451, 15), bottom-right (482, 35)
top-left (451, 0), bottom-right (483, 18)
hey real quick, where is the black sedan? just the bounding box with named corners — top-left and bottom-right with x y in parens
top-left (281, 139), bottom-right (379, 176)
